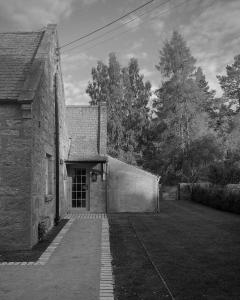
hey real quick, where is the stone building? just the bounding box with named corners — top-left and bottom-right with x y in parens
top-left (0, 25), bottom-right (68, 250)
top-left (0, 25), bottom-right (160, 251)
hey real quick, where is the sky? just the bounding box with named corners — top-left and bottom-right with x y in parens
top-left (0, 0), bottom-right (240, 105)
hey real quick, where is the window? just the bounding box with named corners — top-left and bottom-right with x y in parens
top-left (45, 154), bottom-right (53, 195)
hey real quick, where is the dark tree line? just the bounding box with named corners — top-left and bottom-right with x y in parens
top-left (86, 31), bottom-right (240, 184)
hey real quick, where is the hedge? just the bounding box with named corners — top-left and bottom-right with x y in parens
top-left (191, 184), bottom-right (240, 214)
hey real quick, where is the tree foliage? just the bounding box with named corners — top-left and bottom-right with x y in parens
top-left (86, 53), bottom-right (151, 164)
top-left (217, 54), bottom-right (240, 111)
top-left (151, 31), bottom-right (220, 183)
top-left (85, 32), bottom-right (240, 185)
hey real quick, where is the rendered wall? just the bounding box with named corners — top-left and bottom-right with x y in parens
top-left (0, 104), bottom-right (32, 250)
top-left (107, 156), bottom-right (159, 212)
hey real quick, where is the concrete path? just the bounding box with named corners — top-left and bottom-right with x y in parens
top-left (0, 218), bottom-right (102, 300)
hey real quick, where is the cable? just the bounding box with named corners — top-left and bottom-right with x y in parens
top-left (63, 0), bottom-right (189, 54)
top-left (61, 0), bottom-right (170, 54)
top-left (60, 0), bottom-right (155, 49)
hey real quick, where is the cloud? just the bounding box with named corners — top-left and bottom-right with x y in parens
top-left (0, 0), bottom-right (75, 30)
top-left (64, 76), bottom-right (91, 105)
top-left (124, 52), bottom-right (148, 60)
top-left (179, 0), bottom-right (240, 95)
top-left (61, 52), bottom-right (97, 72)
top-left (120, 13), bottom-right (142, 31)
top-left (141, 68), bottom-right (154, 78)
top-left (130, 39), bottom-right (145, 50)
top-left (149, 0), bottom-right (240, 96)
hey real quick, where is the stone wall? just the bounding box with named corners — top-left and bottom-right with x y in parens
top-left (0, 104), bottom-right (32, 250)
top-left (0, 25), bottom-right (68, 250)
top-left (30, 25), bottom-right (68, 247)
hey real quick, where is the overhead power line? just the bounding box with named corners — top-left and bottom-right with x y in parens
top-left (59, 0), bottom-right (155, 49)
top-left (62, 0), bottom-right (189, 54)
top-left (62, 0), bottom-right (170, 54)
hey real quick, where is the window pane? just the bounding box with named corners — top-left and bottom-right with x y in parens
top-left (82, 200), bottom-right (86, 208)
top-left (76, 184), bottom-right (81, 191)
top-left (72, 191), bottom-right (76, 200)
top-left (72, 200), bottom-right (76, 208)
top-left (76, 169), bottom-right (82, 175)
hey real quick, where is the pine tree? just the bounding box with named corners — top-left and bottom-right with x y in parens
top-left (153, 31), bottom-right (219, 182)
top-left (217, 54), bottom-right (240, 111)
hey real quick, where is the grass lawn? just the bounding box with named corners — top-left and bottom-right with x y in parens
top-left (108, 200), bottom-right (240, 300)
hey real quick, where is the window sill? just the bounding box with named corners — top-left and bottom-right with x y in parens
top-left (45, 194), bottom-right (54, 203)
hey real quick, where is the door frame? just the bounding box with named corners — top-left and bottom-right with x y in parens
top-left (68, 165), bottom-right (90, 211)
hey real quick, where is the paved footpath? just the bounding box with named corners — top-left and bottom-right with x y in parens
top-left (0, 216), bottom-right (110, 300)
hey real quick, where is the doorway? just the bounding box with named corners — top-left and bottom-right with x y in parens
top-left (72, 168), bottom-right (89, 210)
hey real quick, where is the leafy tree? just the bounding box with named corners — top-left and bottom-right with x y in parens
top-left (106, 53), bottom-right (125, 157)
top-left (122, 58), bottom-right (152, 164)
top-left (86, 61), bottom-right (109, 105)
top-left (86, 53), bottom-right (152, 164)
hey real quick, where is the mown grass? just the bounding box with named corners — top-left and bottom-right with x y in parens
top-left (109, 201), bottom-right (240, 300)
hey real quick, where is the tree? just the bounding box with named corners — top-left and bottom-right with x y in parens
top-left (152, 31), bottom-right (220, 183)
top-left (106, 53), bottom-right (125, 157)
top-left (86, 53), bottom-right (152, 164)
top-left (86, 61), bottom-right (109, 105)
top-left (122, 58), bottom-right (152, 164)
top-left (217, 54), bottom-right (240, 111)
top-left (216, 55), bottom-right (240, 153)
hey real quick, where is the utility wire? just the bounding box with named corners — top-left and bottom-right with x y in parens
top-left (62, 0), bottom-right (189, 54)
top-left (60, 0), bottom-right (155, 49)
top-left (61, 0), bottom-right (169, 54)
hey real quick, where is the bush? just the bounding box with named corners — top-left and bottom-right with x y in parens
top-left (191, 184), bottom-right (240, 214)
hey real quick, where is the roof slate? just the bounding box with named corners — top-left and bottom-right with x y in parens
top-left (66, 106), bottom-right (101, 161)
top-left (0, 31), bottom-right (43, 100)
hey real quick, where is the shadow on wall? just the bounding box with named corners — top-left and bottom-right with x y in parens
top-left (107, 156), bottom-right (160, 212)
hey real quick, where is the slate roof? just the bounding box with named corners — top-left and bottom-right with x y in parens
top-left (0, 31), bottom-right (43, 100)
top-left (66, 106), bottom-right (107, 161)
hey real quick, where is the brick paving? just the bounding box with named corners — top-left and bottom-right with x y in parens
top-left (0, 213), bottom-right (114, 300)
top-left (99, 218), bottom-right (115, 300)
